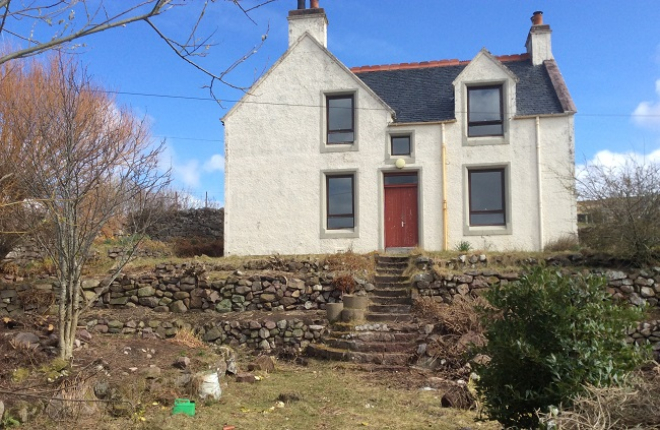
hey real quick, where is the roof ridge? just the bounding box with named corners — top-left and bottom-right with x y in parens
top-left (351, 53), bottom-right (529, 73)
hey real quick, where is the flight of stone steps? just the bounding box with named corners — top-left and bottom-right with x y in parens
top-left (307, 254), bottom-right (417, 365)
top-left (368, 255), bottom-right (413, 323)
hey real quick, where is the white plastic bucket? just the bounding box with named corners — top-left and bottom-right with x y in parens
top-left (199, 371), bottom-right (222, 400)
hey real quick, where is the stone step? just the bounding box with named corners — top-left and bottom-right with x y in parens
top-left (376, 261), bottom-right (408, 270)
top-left (366, 313), bottom-right (413, 323)
top-left (376, 256), bottom-right (410, 264)
top-left (375, 275), bottom-right (409, 284)
top-left (374, 281), bottom-right (411, 289)
top-left (371, 288), bottom-right (409, 298)
top-left (306, 344), bottom-right (412, 366)
top-left (370, 296), bottom-right (411, 305)
top-left (327, 331), bottom-right (418, 343)
top-left (368, 304), bottom-right (411, 314)
top-left (326, 339), bottom-right (415, 353)
top-left (376, 267), bottom-right (407, 275)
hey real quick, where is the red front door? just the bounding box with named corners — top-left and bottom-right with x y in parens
top-left (384, 173), bottom-right (419, 248)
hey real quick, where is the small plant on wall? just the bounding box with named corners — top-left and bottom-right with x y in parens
top-left (454, 240), bottom-right (473, 253)
top-left (332, 274), bottom-right (356, 296)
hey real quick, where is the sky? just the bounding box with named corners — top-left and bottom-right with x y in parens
top-left (4, 1), bottom-right (660, 206)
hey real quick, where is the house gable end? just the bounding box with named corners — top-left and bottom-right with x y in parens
top-left (222, 32), bottom-right (394, 123)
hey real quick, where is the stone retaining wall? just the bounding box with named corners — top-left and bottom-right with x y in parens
top-left (412, 255), bottom-right (660, 354)
top-left (1, 261), bottom-right (373, 317)
top-left (413, 256), bottom-right (660, 308)
top-left (80, 313), bottom-right (327, 353)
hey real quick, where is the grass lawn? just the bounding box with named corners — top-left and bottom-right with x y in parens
top-left (34, 359), bottom-right (499, 430)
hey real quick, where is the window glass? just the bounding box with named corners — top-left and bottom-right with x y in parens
top-left (469, 169), bottom-right (505, 226)
top-left (327, 96), bottom-right (354, 144)
top-left (468, 86), bottom-right (503, 137)
top-left (384, 174), bottom-right (418, 185)
top-left (327, 175), bottom-right (354, 229)
top-left (391, 135), bottom-right (411, 156)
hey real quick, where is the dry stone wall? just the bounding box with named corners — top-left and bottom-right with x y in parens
top-left (79, 314), bottom-right (326, 353)
top-left (412, 255), bottom-right (660, 354)
top-left (3, 254), bottom-right (660, 354)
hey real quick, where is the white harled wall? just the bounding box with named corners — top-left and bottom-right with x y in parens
top-left (224, 35), bottom-right (576, 256)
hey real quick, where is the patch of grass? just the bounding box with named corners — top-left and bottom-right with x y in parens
top-left (325, 250), bottom-right (375, 277)
top-left (173, 237), bottom-right (223, 258)
top-left (454, 241), bottom-right (473, 253)
top-left (169, 328), bottom-right (206, 349)
top-left (11, 367), bottom-right (31, 383)
top-left (103, 360), bottom-right (499, 430)
top-left (544, 234), bottom-right (580, 252)
top-left (540, 364), bottom-right (660, 429)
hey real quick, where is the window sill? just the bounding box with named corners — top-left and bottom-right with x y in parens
top-left (320, 228), bottom-right (359, 239)
top-left (462, 135), bottom-right (508, 147)
top-left (386, 155), bottom-right (414, 164)
top-left (463, 224), bottom-right (512, 236)
top-left (321, 142), bottom-right (359, 153)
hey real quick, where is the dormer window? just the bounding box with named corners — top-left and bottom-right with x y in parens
top-left (468, 86), bottom-right (503, 137)
top-left (327, 95), bottom-right (354, 144)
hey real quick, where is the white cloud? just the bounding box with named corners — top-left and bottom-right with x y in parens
top-left (177, 160), bottom-right (202, 188)
top-left (576, 148), bottom-right (660, 181)
top-left (157, 145), bottom-right (201, 188)
top-left (203, 154), bottom-right (225, 172)
top-left (632, 79), bottom-right (660, 130)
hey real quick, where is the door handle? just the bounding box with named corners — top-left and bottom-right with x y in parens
top-left (401, 221), bottom-right (405, 227)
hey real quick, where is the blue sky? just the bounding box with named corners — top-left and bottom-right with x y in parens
top-left (9, 1), bottom-right (660, 205)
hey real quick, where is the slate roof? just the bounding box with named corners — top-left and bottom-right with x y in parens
top-left (353, 58), bottom-right (565, 123)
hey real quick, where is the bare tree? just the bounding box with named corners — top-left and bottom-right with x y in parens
top-left (0, 0), bottom-right (274, 94)
top-left (0, 55), bottom-right (169, 359)
top-left (0, 174), bottom-right (29, 260)
top-left (577, 157), bottom-right (660, 264)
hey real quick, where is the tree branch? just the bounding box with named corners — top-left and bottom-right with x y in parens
top-left (0, 1), bottom-right (174, 65)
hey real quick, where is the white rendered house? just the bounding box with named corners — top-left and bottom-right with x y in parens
top-left (223, 2), bottom-right (577, 256)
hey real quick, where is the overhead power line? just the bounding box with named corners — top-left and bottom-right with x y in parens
top-left (105, 89), bottom-right (660, 118)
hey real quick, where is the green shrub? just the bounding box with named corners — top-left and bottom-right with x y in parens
top-left (475, 266), bottom-right (648, 429)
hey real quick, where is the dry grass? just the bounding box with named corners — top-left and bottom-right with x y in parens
top-left (540, 364), bottom-right (660, 429)
top-left (66, 360), bottom-right (499, 430)
top-left (169, 328), bottom-right (206, 349)
top-left (545, 234), bottom-right (581, 252)
top-left (332, 274), bottom-right (356, 296)
top-left (413, 295), bottom-right (486, 335)
top-left (324, 250), bottom-right (375, 275)
top-left (413, 296), bottom-right (489, 379)
top-left (173, 237), bottom-right (223, 258)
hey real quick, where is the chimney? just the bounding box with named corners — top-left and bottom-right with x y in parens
top-left (287, 0), bottom-right (328, 48)
top-left (525, 11), bottom-right (553, 66)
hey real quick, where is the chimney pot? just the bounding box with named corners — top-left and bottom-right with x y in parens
top-left (310, 0), bottom-right (319, 8)
top-left (531, 11), bottom-right (543, 25)
top-left (297, 0), bottom-right (305, 9)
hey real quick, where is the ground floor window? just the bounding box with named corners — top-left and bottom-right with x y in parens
top-left (468, 168), bottom-right (506, 226)
top-left (326, 174), bottom-right (354, 229)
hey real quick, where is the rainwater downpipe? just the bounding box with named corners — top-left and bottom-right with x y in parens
top-left (441, 123), bottom-right (449, 251)
top-left (535, 116), bottom-right (544, 250)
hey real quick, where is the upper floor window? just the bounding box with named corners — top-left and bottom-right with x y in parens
top-left (468, 86), bottom-right (503, 137)
top-left (391, 135), bottom-right (411, 156)
top-left (468, 168), bottom-right (506, 226)
top-left (327, 95), bottom-right (354, 144)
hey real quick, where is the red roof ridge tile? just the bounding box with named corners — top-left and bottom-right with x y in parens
top-left (351, 53), bottom-right (529, 73)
